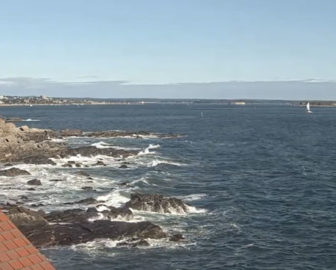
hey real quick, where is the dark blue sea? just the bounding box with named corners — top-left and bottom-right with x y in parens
top-left (1, 102), bottom-right (335, 269)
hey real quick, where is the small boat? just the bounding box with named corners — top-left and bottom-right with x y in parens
top-left (306, 102), bottom-right (312, 113)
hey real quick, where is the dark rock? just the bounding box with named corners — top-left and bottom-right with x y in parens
top-left (5, 117), bottom-right (24, 123)
top-left (19, 220), bottom-right (166, 248)
top-left (27, 188), bottom-right (35, 191)
top-left (27, 179), bottom-right (42, 186)
top-left (4, 163), bottom-right (13, 167)
top-left (5, 205), bottom-right (48, 227)
top-left (59, 146), bottom-right (137, 159)
top-left (60, 129), bottom-right (83, 137)
top-left (95, 160), bottom-right (106, 166)
top-left (45, 209), bottom-right (91, 223)
top-left (81, 186), bottom-right (93, 191)
top-left (119, 164), bottom-right (128, 169)
top-left (49, 179), bottom-right (64, 182)
top-left (101, 206), bottom-right (133, 220)
top-left (169, 233), bottom-right (185, 242)
top-left (20, 156), bottom-right (56, 165)
top-left (64, 197), bottom-right (98, 205)
top-left (0, 167), bottom-right (31, 176)
top-left (76, 171), bottom-right (90, 177)
top-left (116, 238), bottom-right (150, 247)
top-left (62, 163), bottom-right (72, 167)
top-left (30, 203), bottom-right (44, 207)
top-left (125, 193), bottom-right (189, 214)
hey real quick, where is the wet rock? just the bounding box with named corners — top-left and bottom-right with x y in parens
top-left (101, 206), bottom-right (134, 220)
top-left (5, 117), bottom-right (24, 123)
top-left (62, 163), bottom-right (72, 168)
top-left (81, 186), bottom-right (93, 191)
top-left (116, 238), bottom-right (150, 247)
top-left (64, 197), bottom-right (98, 205)
top-left (59, 146), bottom-right (137, 159)
top-left (119, 164), bottom-right (128, 169)
top-left (60, 129), bottom-right (83, 137)
top-left (4, 205), bottom-right (48, 227)
top-left (20, 195), bottom-right (29, 201)
top-left (27, 179), bottom-right (42, 185)
top-left (0, 167), bottom-right (31, 176)
top-left (19, 220), bottom-right (166, 248)
top-left (20, 155), bottom-right (56, 165)
top-left (30, 203), bottom-right (44, 207)
top-left (125, 193), bottom-right (189, 214)
top-left (95, 160), bottom-right (106, 166)
top-left (4, 163), bottom-right (13, 167)
top-left (45, 208), bottom-right (92, 223)
top-left (169, 233), bottom-right (185, 242)
top-left (76, 171), bottom-right (90, 177)
top-left (27, 188), bottom-right (35, 191)
top-left (49, 179), bottom-right (64, 182)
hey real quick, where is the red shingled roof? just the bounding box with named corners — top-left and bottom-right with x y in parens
top-left (0, 210), bottom-right (55, 270)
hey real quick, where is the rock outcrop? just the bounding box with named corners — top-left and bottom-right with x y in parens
top-left (2, 204), bottom-right (166, 248)
top-left (125, 193), bottom-right (189, 214)
top-left (0, 168), bottom-right (31, 176)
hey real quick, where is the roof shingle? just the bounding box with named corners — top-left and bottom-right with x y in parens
top-left (0, 210), bottom-right (55, 270)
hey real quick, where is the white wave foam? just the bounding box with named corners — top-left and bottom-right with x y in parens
top-left (138, 144), bottom-right (160, 156)
top-left (72, 237), bottom-right (191, 252)
top-left (149, 159), bottom-right (185, 167)
top-left (24, 118), bottom-right (40, 122)
top-left (131, 203), bottom-right (206, 216)
top-left (50, 138), bottom-right (65, 143)
top-left (179, 193), bottom-right (207, 202)
top-left (136, 134), bottom-right (161, 139)
top-left (96, 191), bottom-right (130, 208)
top-left (71, 239), bottom-right (123, 251)
top-left (50, 154), bottom-right (120, 168)
top-left (129, 177), bottom-right (150, 186)
top-left (186, 205), bottom-right (207, 214)
top-left (91, 141), bottom-right (140, 151)
top-left (91, 141), bottom-right (113, 149)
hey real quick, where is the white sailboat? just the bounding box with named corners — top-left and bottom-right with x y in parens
top-left (306, 102), bottom-right (312, 113)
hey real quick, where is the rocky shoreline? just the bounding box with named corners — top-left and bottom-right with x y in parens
top-left (0, 118), bottom-right (188, 248)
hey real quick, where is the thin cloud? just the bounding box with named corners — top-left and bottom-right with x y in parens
top-left (0, 77), bottom-right (336, 100)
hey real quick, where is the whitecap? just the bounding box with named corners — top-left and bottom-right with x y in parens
top-left (24, 118), bottom-right (40, 122)
top-left (137, 144), bottom-right (160, 156)
top-left (96, 191), bottom-right (130, 208)
top-left (179, 193), bottom-right (207, 202)
top-left (91, 141), bottom-right (113, 149)
top-left (186, 205), bottom-right (207, 214)
top-left (148, 159), bottom-right (185, 167)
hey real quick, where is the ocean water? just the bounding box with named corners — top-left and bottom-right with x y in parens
top-left (0, 103), bottom-right (335, 269)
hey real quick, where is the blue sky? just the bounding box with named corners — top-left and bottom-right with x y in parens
top-left (0, 0), bottom-right (336, 98)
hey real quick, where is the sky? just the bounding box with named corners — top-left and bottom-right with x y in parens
top-left (0, 0), bottom-right (336, 99)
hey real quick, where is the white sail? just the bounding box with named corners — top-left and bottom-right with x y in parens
top-left (306, 102), bottom-right (312, 113)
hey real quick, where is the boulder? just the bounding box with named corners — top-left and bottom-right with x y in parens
top-left (76, 171), bottom-right (90, 177)
top-left (19, 220), bottom-right (166, 248)
top-left (27, 179), bottom-right (42, 185)
top-left (0, 167), bottom-right (31, 176)
top-left (4, 205), bottom-right (48, 227)
top-left (125, 193), bottom-right (189, 214)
